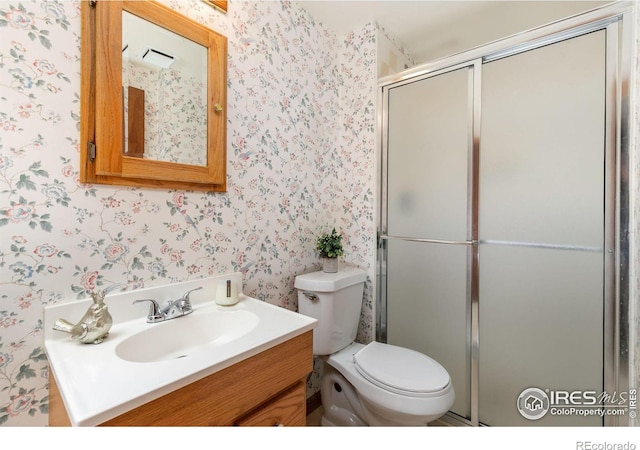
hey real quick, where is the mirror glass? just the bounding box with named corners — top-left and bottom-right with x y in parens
top-left (122, 11), bottom-right (208, 166)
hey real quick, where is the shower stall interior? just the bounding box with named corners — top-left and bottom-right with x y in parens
top-left (377, 3), bottom-right (632, 426)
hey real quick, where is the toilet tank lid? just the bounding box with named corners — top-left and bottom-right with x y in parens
top-left (294, 266), bottom-right (366, 292)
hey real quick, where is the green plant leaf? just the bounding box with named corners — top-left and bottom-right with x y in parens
top-left (314, 228), bottom-right (344, 258)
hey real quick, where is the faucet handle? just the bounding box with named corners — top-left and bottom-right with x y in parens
top-left (175, 286), bottom-right (202, 314)
top-left (182, 286), bottom-right (203, 302)
top-left (133, 299), bottom-right (163, 323)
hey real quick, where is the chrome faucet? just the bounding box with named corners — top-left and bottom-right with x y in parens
top-left (134, 287), bottom-right (203, 323)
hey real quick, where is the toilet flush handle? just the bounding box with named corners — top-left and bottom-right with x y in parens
top-left (303, 292), bottom-right (319, 302)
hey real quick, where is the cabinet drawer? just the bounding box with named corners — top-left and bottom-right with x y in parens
top-left (235, 380), bottom-right (306, 426)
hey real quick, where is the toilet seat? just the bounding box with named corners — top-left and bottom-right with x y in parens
top-left (353, 342), bottom-right (451, 398)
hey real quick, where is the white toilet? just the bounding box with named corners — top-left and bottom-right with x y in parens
top-left (295, 266), bottom-right (455, 426)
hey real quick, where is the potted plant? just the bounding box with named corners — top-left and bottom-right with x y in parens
top-left (315, 228), bottom-right (344, 273)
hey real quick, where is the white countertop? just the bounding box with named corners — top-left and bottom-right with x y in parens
top-left (44, 274), bottom-right (317, 426)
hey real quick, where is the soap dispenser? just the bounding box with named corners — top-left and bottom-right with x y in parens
top-left (215, 279), bottom-right (239, 306)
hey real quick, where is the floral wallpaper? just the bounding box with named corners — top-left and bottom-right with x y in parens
top-left (0, 0), bottom-right (379, 426)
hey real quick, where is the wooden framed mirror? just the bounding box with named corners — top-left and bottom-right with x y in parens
top-left (80, 0), bottom-right (227, 192)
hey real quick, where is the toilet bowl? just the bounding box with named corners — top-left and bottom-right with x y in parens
top-left (295, 266), bottom-right (454, 426)
top-left (322, 342), bottom-right (454, 426)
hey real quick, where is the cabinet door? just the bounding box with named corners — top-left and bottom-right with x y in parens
top-left (234, 381), bottom-right (306, 426)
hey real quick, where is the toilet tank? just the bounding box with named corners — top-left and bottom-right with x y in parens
top-left (295, 266), bottom-right (367, 355)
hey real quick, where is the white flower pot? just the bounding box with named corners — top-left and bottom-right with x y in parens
top-left (322, 258), bottom-right (338, 273)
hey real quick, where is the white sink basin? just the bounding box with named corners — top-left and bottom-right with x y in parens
top-left (116, 309), bottom-right (259, 363)
top-left (43, 273), bottom-right (317, 426)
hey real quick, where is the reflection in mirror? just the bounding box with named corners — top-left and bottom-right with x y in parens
top-left (122, 11), bottom-right (208, 166)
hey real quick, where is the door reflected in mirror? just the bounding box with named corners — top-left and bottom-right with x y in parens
top-left (122, 11), bottom-right (208, 166)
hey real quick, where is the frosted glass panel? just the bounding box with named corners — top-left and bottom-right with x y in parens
top-left (386, 240), bottom-right (469, 418)
top-left (387, 68), bottom-right (469, 240)
top-left (480, 31), bottom-right (605, 247)
top-left (478, 245), bottom-right (603, 426)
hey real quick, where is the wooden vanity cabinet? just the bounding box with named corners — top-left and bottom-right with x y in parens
top-left (49, 331), bottom-right (312, 426)
top-left (234, 380), bottom-right (306, 426)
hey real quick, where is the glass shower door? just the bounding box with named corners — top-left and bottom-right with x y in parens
top-left (381, 9), bottom-right (628, 427)
top-left (384, 66), bottom-right (473, 419)
top-left (478, 30), bottom-right (606, 426)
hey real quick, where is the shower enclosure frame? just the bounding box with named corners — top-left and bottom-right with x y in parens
top-left (376, 2), bottom-right (632, 427)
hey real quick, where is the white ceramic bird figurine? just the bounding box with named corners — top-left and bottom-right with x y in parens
top-left (53, 289), bottom-right (114, 344)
